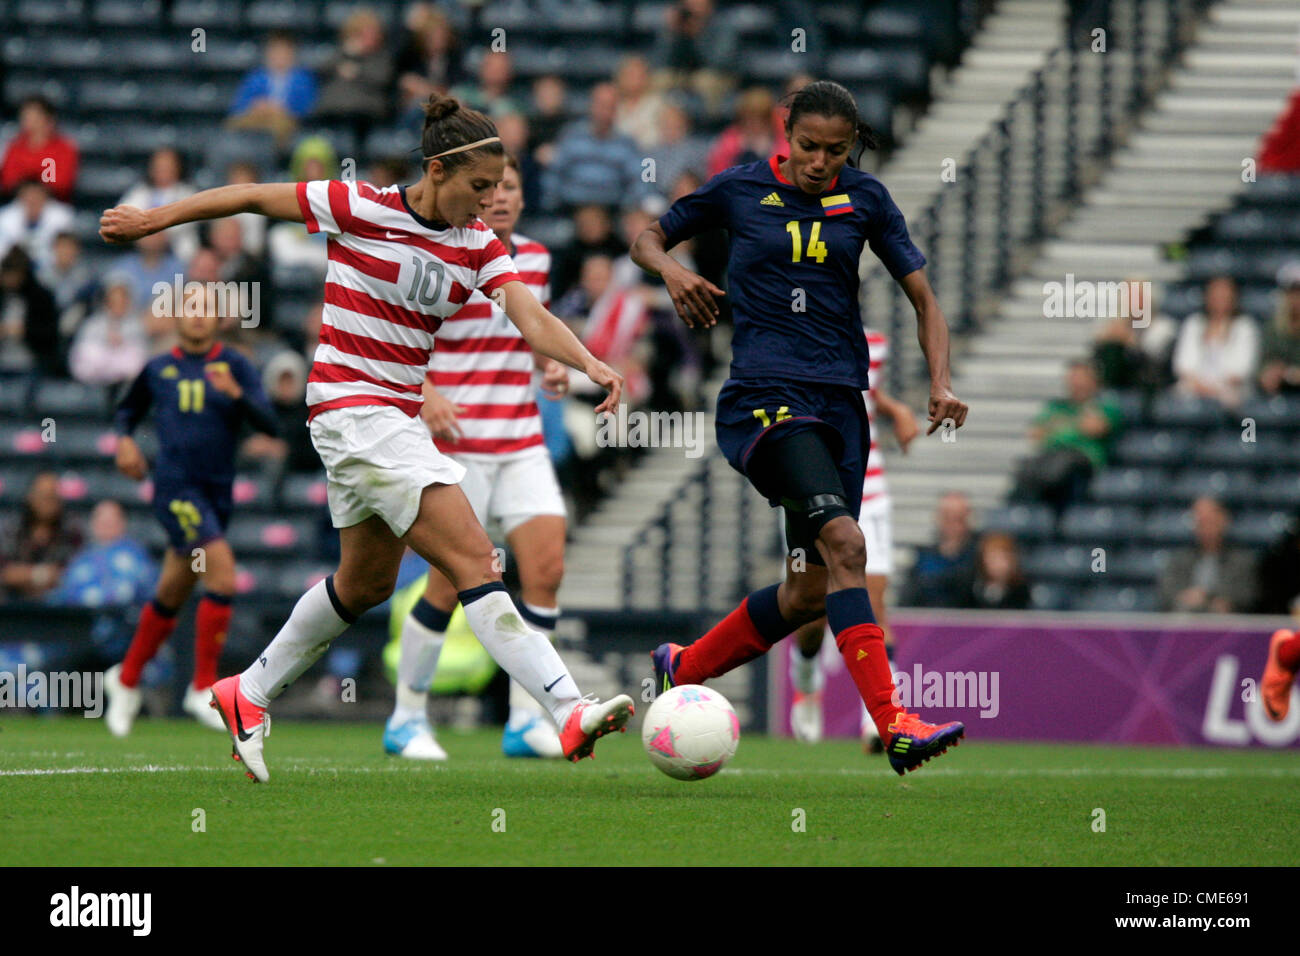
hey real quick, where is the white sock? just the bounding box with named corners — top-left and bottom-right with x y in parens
top-left (508, 602), bottom-right (558, 728)
top-left (392, 608), bottom-right (447, 725)
top-left (791, 648), bottom-right (825, 695)
top-left (460, 588), bottom-right (579, 727)
top-left (241, 579), bottom-right (353, 708)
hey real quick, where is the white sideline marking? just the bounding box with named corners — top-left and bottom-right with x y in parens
top-left (2, 763), bottom-right (1298, 779)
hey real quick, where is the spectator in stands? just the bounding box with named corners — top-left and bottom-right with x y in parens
top-left (0, 245), bottom-right (61, 381)
top-left (774, 72), bottom-right (816, 154)
top-left (300, 300), bottom-right (323, 358)
top-left (1011, 359), bottom-right (1123, 517)
top-left (451, 50), bottom-right (521, 118)
top-left (1258, 261), bottom-right (1300, 396)
top-left (227, 30), bottom-right (318, 151)
top-left (266, 137), bottom-right (335, 276)
top-left (116, 229), bottom-right (184, 320)
top-left (313, 7), bottom-right (395, 143)
top-left (367, 157), bottom-right (414, 189)
top-left (118, 148), bottom-right (199, 263)
top-left (1257, 507), bottom-right (1300, 616)
top-left (242, 349), bottom-right (321, 499)
top-left (0, 96), bottom-right (79, 202)
top-left (68, 274), bottom-right (148, 388)
top-left (614, 54), bottom-right (668, 153)
top-left (966, 532), bottom-right (1031, 610)
top-left (650, 0), bottom-right (738, 117)
top-left (494, 112), bottom-right (542, 212)
top-left (527, 74), bottom-right (570, 167)
top-left (225, 161), bottom-right (268, 257)
top-left (48, 499), bottom-right (154, 611)
top-left (1158, 496), bottom-right (1257, 614)
top-left (40, 231), bottom-right (98, 341)
top-left (549, 203), bottom-right (628, 301)
top-left (396, 3), bottom-right (466, 125)
top-left (647, 100), bottom-right (711, 198)
top-left (0, 471), bottom-right (83, 603)
top-left (1091, 277), bottom-right (1177, 397)
top-left (1172, 274), bottom-right (1259, 409)
top-left (897, 491), bottom-right (979, 608)
top-left (706, 86), bottom-right (778, 178)
top-left (0, 179), bottom-right (76, 273)
top-left (542, 83), bottom-right (649, 213)
top-left (208, 216), bottom-right (271, 338)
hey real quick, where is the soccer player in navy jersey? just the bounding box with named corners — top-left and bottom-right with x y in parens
top-left (103, 301), bottom-right (278, 737)
top-left (633, 80), bottom-right (969, 775)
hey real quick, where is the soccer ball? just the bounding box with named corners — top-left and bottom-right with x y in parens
top-left (641, 685), bottom-right (739, 781)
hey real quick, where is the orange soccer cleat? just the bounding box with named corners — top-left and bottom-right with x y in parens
top-left (559, 694), bottom-right (635, 762)
top-left (885, 711), bottom-right (965, 775)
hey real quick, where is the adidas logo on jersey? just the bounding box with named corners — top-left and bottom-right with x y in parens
top-left (760, 192), bottom-right (784, 207)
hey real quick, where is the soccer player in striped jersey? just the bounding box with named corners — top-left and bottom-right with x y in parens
top-left (385, 155), bottom-right (574, 760)
top-left (635, 80), bottom-right (967, 775)
top-left (100, 94), bottom-right (634, 783)
top-left (788, 327), bottom-right (918, 751)
top-left (102, 302), bottom-right (278, 737)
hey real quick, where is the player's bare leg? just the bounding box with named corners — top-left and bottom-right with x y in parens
top-left (105, 549), bottom-right (198, 736)
top-left (402, 484), bottom-right (630, 761)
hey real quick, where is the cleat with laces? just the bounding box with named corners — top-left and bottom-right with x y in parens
top-left (885, 711), bottom-right (964, 776)
top-left (650, 643), bottom-right (684, 694)
top-left (559, 694), bottom-right (635, 762)
top-left (1262, 628), bottom-right (1298, 722)
top-left (209, 675), bottom-right (271, 783)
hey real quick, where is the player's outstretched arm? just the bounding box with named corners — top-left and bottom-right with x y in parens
top-left (100, 182), bottom-right (305, 244)
top-left (496, 280), bottom-right (622, 415)
top-left (897, 268), bottom-right (968, 435)
top-left (630, 222), bottom-right (724, 329)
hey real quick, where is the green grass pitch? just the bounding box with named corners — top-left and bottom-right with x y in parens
top-left (3, 716), bottom-right (1298, 866)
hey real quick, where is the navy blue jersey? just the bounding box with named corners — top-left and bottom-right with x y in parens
top-left (658, 154), bottom-right (925, 389)
top-left (114, 343), bottom-right (278, 485)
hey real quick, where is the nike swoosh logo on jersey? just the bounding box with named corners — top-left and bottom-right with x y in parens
top-left (385, 230), bottom-right (407, 240)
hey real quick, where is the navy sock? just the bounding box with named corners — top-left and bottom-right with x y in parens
top-left (825, 587), bottom-right (876, 635)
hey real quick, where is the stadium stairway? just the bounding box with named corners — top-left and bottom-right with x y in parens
top-left (883, 0), bottom-right (1300, 565)
top-left (558, 0), bottom-right (1075, 612)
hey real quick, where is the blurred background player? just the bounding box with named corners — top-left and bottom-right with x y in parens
top-left (100, 95), bottom-right (633, 783)
top-left (385, 156), bottom-right (573, 760)
top-left (1262, 628), bottom-right (1300, 722)
top-left (103, 296), bottom-right (278, 736)
top-left (788, 326), bottom-right (918, 752)
top-left (633, 80), bottom-right (968, 775)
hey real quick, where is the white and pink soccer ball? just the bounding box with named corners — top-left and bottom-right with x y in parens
top-left (641, 685), bottom-right (740, 781)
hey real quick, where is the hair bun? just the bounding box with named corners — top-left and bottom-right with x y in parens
top-left (424, 94), bottom-right (461, 122)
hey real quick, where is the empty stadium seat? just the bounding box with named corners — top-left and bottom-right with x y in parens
top-left (981, 502), bottom-right (1056, 542)
top-left (1114, 428), bottom-right (1191, 465)
top-left (1168, 468), bottom-right (1257, 507)
top-left (1089, 466), bottom-right (1170, 504)
top-left (1021, 544), bottom-right (1094, 582)
top-left (1072, 585), bottom-right (1160, 613)
top-left (1149, 393), bottom-right (1228, 428)
top-left (1142, 507), bottom-right (1196, 545)
top-left (1058, 504), bottom-right (1145, 544)
top-left (1029, 581), bottom-right (1076, 611)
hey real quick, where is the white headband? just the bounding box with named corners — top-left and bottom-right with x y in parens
top-left (424, 136), bottom-right (502, 161)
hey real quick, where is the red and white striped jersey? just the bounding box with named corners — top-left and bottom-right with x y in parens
top-left (296, 179), bottom-right (521, 422)
top-left (428, 232), bottom-right (551, 458)
top-left (862, 328), bottom-right (889, 506)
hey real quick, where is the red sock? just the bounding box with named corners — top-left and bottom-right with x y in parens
top-left (1279, 631), bottom-right (1300, 671)
top-left (120, 600), bottom-right (180, 687)
top-left (193, 594), bottom-right (232, 690)
top-left (676, 598), bottom-right (778, 684)
top-left (834, 622), bottom-right (902, 739)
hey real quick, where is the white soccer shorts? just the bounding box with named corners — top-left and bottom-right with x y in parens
top-left (453, 446), bottom-right (566, 536)
top-left (309, 405), bottom-right (467, 537)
